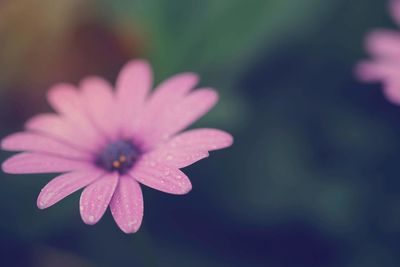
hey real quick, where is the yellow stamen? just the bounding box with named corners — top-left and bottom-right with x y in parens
top-left (119, 155), bottom-right (126, 162)
top-left (112, 160), bottom-right (121, 168)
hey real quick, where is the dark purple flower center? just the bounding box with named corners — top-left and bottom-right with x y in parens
top-left (95, 140), bottom-right (141, 174)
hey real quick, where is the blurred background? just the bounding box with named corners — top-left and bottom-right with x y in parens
top-left (0, 0), bottom-right (399, 266)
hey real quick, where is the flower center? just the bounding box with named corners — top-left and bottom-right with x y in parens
top-left (95, 140), bottom-right (140, 174)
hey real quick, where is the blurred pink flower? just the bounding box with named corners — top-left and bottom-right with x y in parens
top-left (356, 0), bottom-right (400, 104)
top-left (1, 60), bottom-right (233, 233)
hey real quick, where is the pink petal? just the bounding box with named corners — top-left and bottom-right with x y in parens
top-left (148, 72), bottom-right (198, 105)
top-left (136, 73), bottom-right (199, 138)
top-left (130, 159), bottom-right (192, 195)
top-left (26, 113), bottom-right (102, 152)
top-left (142, 72), bottom-right (199, 119)
top-left (110, 175), bottom-right (143, 233)
top-left (47, 83), bottom-right (82, 117)
top-left (390, 0), bottom-right (400, 26)
top-left (46, 84), bottom-right (106, 148)
top-left (81, 76), bottom-right (119, 140)
top-left (356, 60), bottom-right (400, 104)
top-left (141, 88), bottom-right (219, 149)
top-left (383, 80), bottom-right (400, 104)
top-left (37, 168), bottom-right (104, 209)
top-left (365, 30), bottom-right (400, 59)
top-left (79, 172), bottom-right (119, 225)
top-left (144, 150), bottom-right (209, 169)
top-left (2, 152), bottom-right (91, 174)
top-left (355, 61), bottom-right (400, 82)
top-left (146, 128), bottom-right (233, 168)
top-left (116, 60), bottom-right (152, 137)
top-left (1, 132), bottom-right (91, 160)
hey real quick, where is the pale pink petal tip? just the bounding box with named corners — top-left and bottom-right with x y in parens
top-left (165, 88), bottom-right (218, 134)
top-left (37, 169), bottom-right (103, 209)
top-left (80, 172), bottom-right (119, 225)
top-left (146, 128), bottom-right (233, 168)
top-left (131, 161), bottom-right (192, 195)
top-left (1, 132), bottom-right (90, 159)
top-left (365, 30), bottom-right (400, 57)
top-left (205, 129), bottom-right (234, 149)
top-left (355, 62), bottom-right (372, 82)
top-left (355, 62), bottom-right (386, 83)
top-left (110, 176), bottom-right (144, 233)
top-left (390, 0), bottom-right (400, 25)
top-left (154, 72), bottom-right (199, 96)
top-left (143, 72), bottom-right (199, 115)
top-left (383, 83), bottom-right (400, 104)
top-left (116, 59), bottom-right (152, 98)
top-left (46, 83), bottom-right (79, 115)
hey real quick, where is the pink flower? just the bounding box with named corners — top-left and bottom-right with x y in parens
top-left (356, 0), bottom-right (400, 104)
top-left (1, 59), bottom-right (233, 233)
